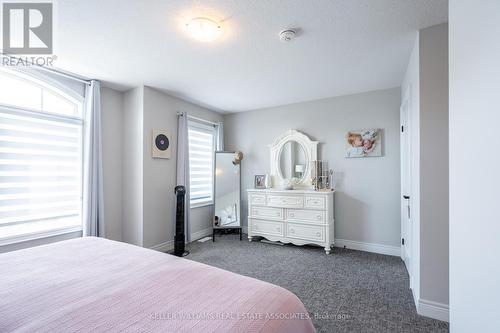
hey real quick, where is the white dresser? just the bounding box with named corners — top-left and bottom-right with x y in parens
top-left (247, 189), bottom-right (335, 254)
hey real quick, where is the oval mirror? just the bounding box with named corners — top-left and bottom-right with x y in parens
top-left (279, 140), bottom-right (307, 181)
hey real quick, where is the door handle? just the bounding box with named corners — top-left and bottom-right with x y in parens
top-left (403, 195), bottom-right (410, 200)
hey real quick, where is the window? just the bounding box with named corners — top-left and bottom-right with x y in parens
top-left (188, 119), bottom-right (216, 207)
top-left (0, 69), bottom-right (83, 243)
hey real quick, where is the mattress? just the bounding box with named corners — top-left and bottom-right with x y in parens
top-left (0, 237), bottom-right (315, 333)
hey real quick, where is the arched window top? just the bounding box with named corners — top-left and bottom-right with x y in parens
top-left (0, 69), bottom-right (82, 118)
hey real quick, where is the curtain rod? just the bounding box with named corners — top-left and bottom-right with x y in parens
top-left (36, 66), bottom-right (92, 85)
top-left (1, 53), bottom-right (92, 85)
top-left (177, 112), bottom-right (218, 127)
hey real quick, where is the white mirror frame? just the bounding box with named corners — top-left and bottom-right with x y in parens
top-left (269, 129), bottom-right (318, 189)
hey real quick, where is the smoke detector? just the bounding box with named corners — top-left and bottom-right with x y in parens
top-left (279, 29), bottom-right (296, 42)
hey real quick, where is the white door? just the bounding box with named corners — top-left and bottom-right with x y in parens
top-left (400, 88), bottom-right (412, 270)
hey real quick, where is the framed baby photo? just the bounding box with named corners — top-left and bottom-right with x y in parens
top-left (254, 175), bottom-right (266, 189)
top-left (345, 129), bottom-right (382, 158)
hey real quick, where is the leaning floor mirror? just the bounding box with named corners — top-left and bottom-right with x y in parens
top-left (213, 151), bottom-right (242, 241)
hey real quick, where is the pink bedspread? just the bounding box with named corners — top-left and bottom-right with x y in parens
top-left (0, 237), bottom-right (315, 333)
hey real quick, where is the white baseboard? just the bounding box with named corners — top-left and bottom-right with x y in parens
top-left (190, 227), bottom-right (213, 241)
top-left (149, 227), bottom-right (213, 253)
top-left (152, 230), bottom-right (400, 258)
top-left (334, 238), bottom-right (400, 256)
top-left (412, 288), bottom-right (419, 309)
top-left (417, 298), bottom-right (449, 322)
top-left (149, 240), bottom-right (174, 253)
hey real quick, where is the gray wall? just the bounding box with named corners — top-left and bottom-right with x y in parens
top-left (101, 85), bottom-right (223, 248)
top-left (97, 85), bottom-right (224, 249)
top-left (419, 23), bottom-right (449, 307)
top-left (450, 2), bottom-right (500, 331)
top-left (224, 88), bottom-right (401, 248)
top-left (101, 87), bottom-right (123, 241)
top-left (122, 87), bottom-right (144, 246)
top-left (142, 86), bottom-right (223, 248)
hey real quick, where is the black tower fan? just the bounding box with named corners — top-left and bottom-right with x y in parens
top-left (174, 185), bottom-right (189, 256)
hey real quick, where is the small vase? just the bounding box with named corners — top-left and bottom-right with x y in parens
top-left (264, 175), bottom-right (271, 189)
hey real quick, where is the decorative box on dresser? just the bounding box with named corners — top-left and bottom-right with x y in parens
top-left (247, 189), bottom-right (335, 254)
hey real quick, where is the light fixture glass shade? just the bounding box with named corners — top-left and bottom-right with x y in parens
top-left (186, 17), bottom-right (222, 42)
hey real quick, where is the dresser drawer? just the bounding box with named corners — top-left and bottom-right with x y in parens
top-left (251, 219), bottom-right (284, 237)
top-left (287, 223), bottom-right (325, 242)
top-left (249, 193), bottom-right (266, 206)
top-left (304, 196), bottom-right (326, 209)
top-left (251, 206), bottom-right (283, 220)
top-left (287, 209), bottom-right (325, 224)
top-left (267, 195), bottom-right (303, 208)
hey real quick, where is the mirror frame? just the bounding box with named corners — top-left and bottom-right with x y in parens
top-left (213, 151), bottom-right (241, 229)
top-left (269, 129), bottom-right (318, 189)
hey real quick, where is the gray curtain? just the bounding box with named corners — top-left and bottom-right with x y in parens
top-left (216, 122), bottom-right (224, 151)
top-left (82, 80), bottom-right (104, 237)
top-left (177, 113), bottom-right (191, 242)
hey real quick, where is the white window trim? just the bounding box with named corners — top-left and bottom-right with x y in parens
top-left (188, 118), bottom-right (217, 208)
top-left (191, 201), bottom-right (214, 209)
top-left (1, 67), bottom-right (84, 107)
top-left (0, 225), bottom-right (82, 247)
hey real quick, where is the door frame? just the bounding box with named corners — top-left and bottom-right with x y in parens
top-left (400, 86), bottom-right (412, 272)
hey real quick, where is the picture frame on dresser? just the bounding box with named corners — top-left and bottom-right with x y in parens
top-left (254, 175), bottom-right (267, 189)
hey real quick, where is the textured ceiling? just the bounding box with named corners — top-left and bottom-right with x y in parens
top-left (54, 0), bottom-right (448, 112)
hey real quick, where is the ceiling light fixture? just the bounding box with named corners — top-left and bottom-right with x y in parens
top-left (186, 17), bottom-right (222, 42)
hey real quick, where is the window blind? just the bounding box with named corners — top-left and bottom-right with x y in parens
top-left (188, 120), bottom-right (215, 207)
top-left (0, 107), bottom-right (83, 240)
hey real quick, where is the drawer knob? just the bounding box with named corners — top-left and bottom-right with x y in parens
top-left (290, 228), bottom-right (295, 234)
top-left (290, 213), bottom-right (295, 218)
top-left (316, 215), bottom-right (321, 220)
top-left (316, 232), bottom-right (321, 237)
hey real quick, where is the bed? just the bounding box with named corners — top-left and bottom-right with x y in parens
top-left (0, 237), bottom-right (315, 333)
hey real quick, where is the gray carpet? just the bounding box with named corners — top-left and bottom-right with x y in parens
top-left (186, 234), bottom-right (449, 333)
